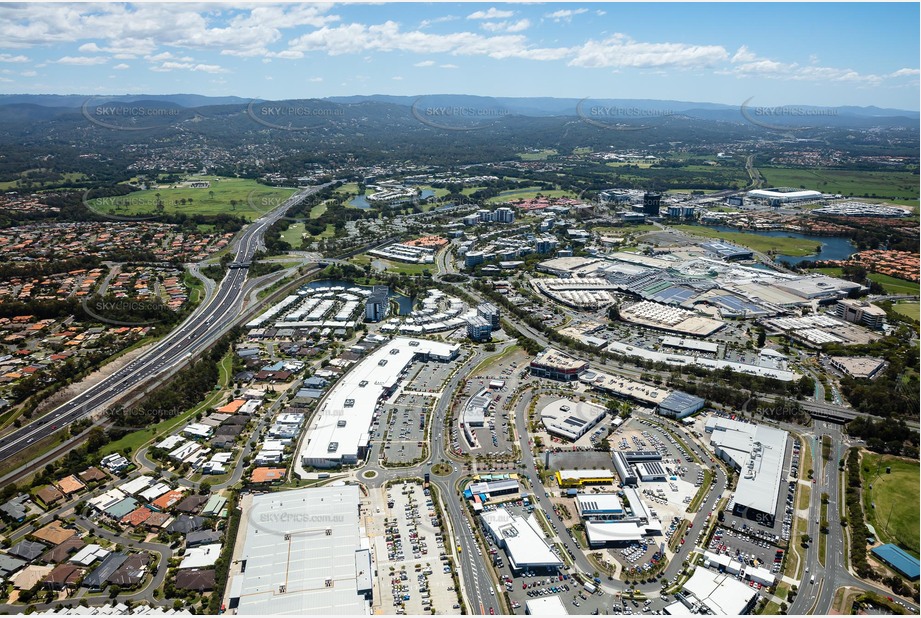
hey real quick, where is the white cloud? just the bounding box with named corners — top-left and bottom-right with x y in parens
top-left (546, 8), bottom-right (588, 22)
top-left (419, 15), bottom-right (458, 28)
top-left (569, 34), bottom-right (728, 69)
top-left (0, 53), bottom-right (29, 63)
top-left (151, 61), bottom-right (228, 74)
top-left (392, 75), bottom-right (403, 80)
top-left (20, 70), bottom-right (36, 77)
top-left (891, 68), bottom-right (920, 77)
top-left (481, 19), bottom-right (530, 33)
top-left (725, 46), bottom-right (887, 84)
top-left (440, 63), bottom-right (459, 69)
top-left (286, 20), bottom-right (564, 61)
top-left (55, 55), bottom-right (108, 65)
top-left (414, 60), bottom-right (436, 67)
top-left (308, 76), bottom-right (323, 82)
top-left (731, 46), bottom-right (757, 63)
top-left (467, 8), bottom-right (514, 20)
top-left (112, 63), bottom-right (130, 70)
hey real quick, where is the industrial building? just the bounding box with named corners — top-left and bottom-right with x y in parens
top-left (525, 596), bottom-right (568, 615)
top-left (581, 487), bottom-right (663, 546)
top-left (465, 479), bottom-right (520, 502)
top-left (635, 461), bottom-right (667, 482)
top-left (658, 391), bottom-right (707, 419)
top-left (555, 469), bottom-right (616, 488)
top-left (539, 398), bottom-right (607, 441)
top-left (836, 298), bottom-right (886, 329)
top-left (481, 508), bottom-right (563, 571)
top-left (227, 485), bottom-right (372, 615)
top-left (529, 349), bottom-right (588, 382)
top-left (612, 452), bottom-right (637, 486)
top-left (575, 494), bottom-right (625, 521)
top-left (364, 286), bottom-right (389, 323)
top-left (674, 568), bottom-right (759, 615)
top-left (828, 356), bottom-right (887, 380)
top-left (299, 338), bottom-right (459, 468)
top-left (871, 544), bottom-right (920, 580)
top-left (705, 417), bottom-right (788, 526)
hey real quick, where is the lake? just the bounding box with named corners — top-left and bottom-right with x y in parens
top-left (708, 225), bottom-right (856, 265)
top-left (302, 279), bottom-right (413, 315)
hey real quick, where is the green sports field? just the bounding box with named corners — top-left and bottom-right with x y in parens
top-left (893, 303), bottom-right (920, 322)
top-left (486, 186), bottom-right (578, 204)
top-left (860, 453), bottom-right (920, 556)
top-left (87, 176), bottom-right (296, 221)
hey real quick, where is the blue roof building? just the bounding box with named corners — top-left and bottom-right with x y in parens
top-left (871, 544), bottom-right (920, 580)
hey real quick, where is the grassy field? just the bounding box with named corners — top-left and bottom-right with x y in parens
top-left (350, 254), bottom-right (432, 276)
top-left (812, 267), bottom-right (920, 295)
top-left (334, 182), bottom-right (360, 195)
top-left (87, 177), bottom-right (296, 221)
top-left (280, 222), bottom-right (306, 246)
top-left (893, 303), bottom-right (920, 322)
top-left (760, 167), bottom-right (920, 202)
top-left (460, 186), bottom-right (488, 196)
top-left (309, 201), bottom-right (328, 219)
top-left (860, 453), bottom-right (920, 555)
top-left (867, 273), bottom-right (920, 296)
top-left (486, 186), bottom-right (577, 204)
top-left (518, 149), bottom-right (558, 161)
top-left (0, 171), bottom-right (88, 190)
top-left (669, 224), bottom-right (819, 256)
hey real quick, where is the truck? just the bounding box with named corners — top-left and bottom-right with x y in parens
top-left (584, 582), bottom-right (597, 594)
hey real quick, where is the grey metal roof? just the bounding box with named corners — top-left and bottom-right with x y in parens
top-left (230, 485), bottom-right (371, 615)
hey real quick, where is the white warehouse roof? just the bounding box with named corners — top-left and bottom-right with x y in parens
top-left (229, 486), bottom-right (371, 615)
top-left (300, 337), bottom-right (459, 467)
top-left (706, 417), bottom-right (788, 517)
top-left (481, 508), bottom-right (562, 570)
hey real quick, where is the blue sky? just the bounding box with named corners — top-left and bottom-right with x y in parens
top-left (0, 2), bottom-right (918, 109)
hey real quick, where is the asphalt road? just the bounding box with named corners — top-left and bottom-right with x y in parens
top-left (0, 185), bottom-right (326, 463)
top-left (354, 344), bottom-right (504, 615)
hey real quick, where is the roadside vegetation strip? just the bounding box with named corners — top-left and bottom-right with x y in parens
top-left (100, 351), bottom-right (234, 458)
top-left (687, 468), bottom-right (713, 513)
top-left (822, 435), bottom-right (832, 465)
top-left (668, 520), bottom-right (690, 552)
top-left (819, 500), bottom-right (829, 566)
top-left (466, 342), bottom-right (521, 378)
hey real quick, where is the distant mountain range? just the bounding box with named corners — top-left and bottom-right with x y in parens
top-left (0, 93), bottom-right (917, 129)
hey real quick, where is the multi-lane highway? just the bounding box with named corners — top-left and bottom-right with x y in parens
top-left (0, 184), bottom-right (325, 463)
